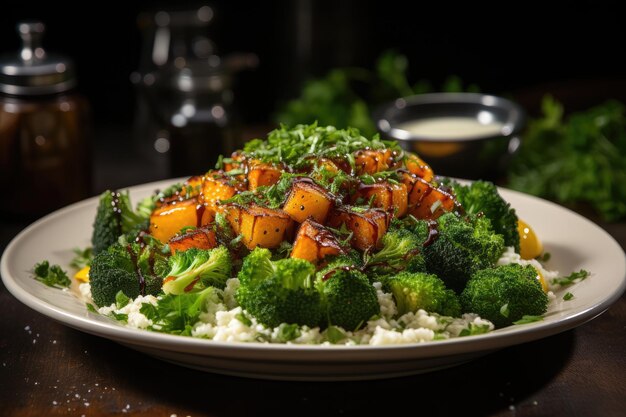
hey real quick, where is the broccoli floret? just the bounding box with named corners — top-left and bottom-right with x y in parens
top-left (406, 253), bottom-right (427, 273)
top-left (317, 268), bottom-right (379, 331)
top-left (460, 264), bottom-right (548, 328)
top-left (385, 271), bottom-right (460, 317)
top-left (423, 212), bottom-right (504, 292)
top-left (89, 243), bottom-right (163, 307)
top-left (91, 190), bottom-right (149, 254)
top-left (162, 247), bottom-right (232, 295)
top-left (236, 251), bottom-right (322, 328)
top-left (451, 180), bottom-right (520, 252)
top-left (366, 228), bottom-right (423, 273)
top-left (236, 247), bottom-right (275, 286)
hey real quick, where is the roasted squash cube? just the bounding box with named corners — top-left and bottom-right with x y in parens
top-left (222, 203), bottom-right (293, 249)
top-left (291, 219), bottom-right (344, 263)
top-left (149, 197), bottom-right (206, 243)
top-left (155, 175), bottom-right (203, 207)
top-left (169, 226), bottom-right (218, 254)
top-left (352, 182), bottom-right (408, 218)
top-left (223, 151), bottom-right (247, 171)
top-left (327, 207), bottom-right (390, 251)
top-left (354, 148), bottom-right (400, 175)
top-left (402, 173), bottom-right (456, 220)
top-left (282, 179), bottom-right (335, 223)
top-left (247, 161), bottom-right (283, 190)
top-left (404, 153), bottom-right (434, 182)
top-left (201, 171), bottom-right (245, 208)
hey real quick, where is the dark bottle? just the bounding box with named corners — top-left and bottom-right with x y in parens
top-left (0, 22), bottom-right (91, 217)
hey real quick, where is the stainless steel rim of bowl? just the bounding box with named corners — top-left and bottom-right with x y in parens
top-left (373, 92), bottom-right (527, 143)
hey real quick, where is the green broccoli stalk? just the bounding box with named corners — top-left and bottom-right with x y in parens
top-left (236, 248), bottom-right (322, 328)
top-left (91, 190), bottom-right (150, 254)
top-left (450, 180), bottom-right (520, 252)
top-left (423, 212), bottom-right (504, 292)
top-left (162, 247), bottom-right (232, 295)
top-left (460, 264), bottom-right (548, 328)
top-left (385, 271), bottom-right (460, 317)
top-left (89, 243), bottom-right (165, 307)
top-left (317, 268), bottom-right (379, 331)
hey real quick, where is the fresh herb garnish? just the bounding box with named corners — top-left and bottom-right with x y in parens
top-left (235, 312), bottom-right (253, 326)
top-left (69, 247), bottom-right (93, 269)
top-left (551, 269), bottom-right (590, 286)
top-left (32, 261), bottom-right (71, 288)
top-left (115, 290), bottom-right (131, 309)
top-left (275, 323), bottom-right (301, 342)
top-left (325, 325), bottom-right (347, 344)
top-left (140, 287), bottom-right (221, 336)
top-left (512, 315), bottom-right (544, 325)
top-left (459, 323), bottom-right (492, 336)
top-left (243, 124), bottom-right (400, 170)
top-left (563, 292), bottom-right (574, 301)
top-left (536, 252), bottom-right (551, 262)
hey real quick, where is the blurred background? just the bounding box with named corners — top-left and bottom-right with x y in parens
top-left (2, 0), bottom-right (625, 218)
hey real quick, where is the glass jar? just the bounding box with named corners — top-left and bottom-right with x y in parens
top-left (0, 22), bottom-right (91, 217)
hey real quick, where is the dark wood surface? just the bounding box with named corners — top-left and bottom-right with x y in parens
top-left (1, 128), bottom-right (625, 417)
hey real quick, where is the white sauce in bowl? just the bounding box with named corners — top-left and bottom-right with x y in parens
top-left (397, 117), bottom-right (504, 140)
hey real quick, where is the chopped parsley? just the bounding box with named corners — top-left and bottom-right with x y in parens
top-left (512, 315), bottom-right (544, 325)
top-left (32, 261), bottom-right (71, 288)
top-left (551, 269), bottom-right (590, 286)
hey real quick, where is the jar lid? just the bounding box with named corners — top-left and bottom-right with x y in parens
top-left (0, 21), bottom-right (76, 95)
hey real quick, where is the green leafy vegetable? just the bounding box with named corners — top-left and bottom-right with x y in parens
top-left (276, 50), bottom-right (479, 137)
top-left (563, 292), bottom-right (574, 301)
top-left (512, 315), bottom-right (544, 325)
top-left (459, 323), bottom-right (492, 337)
top-left (32, 261), bottom-right (71, 288)
top-left (69, 247), bottom-right (93, 269)
top-left (140, 287), bottom-right (221, 335)
top-left (551, 269), bottom-right (590, 286)
top-left (509, 97), bottom-right (626, 221)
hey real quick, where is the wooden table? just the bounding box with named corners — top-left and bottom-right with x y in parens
top-left (1, 128), bottom-right (625, 417)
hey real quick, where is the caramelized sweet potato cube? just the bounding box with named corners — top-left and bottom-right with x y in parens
top-left (155, 175), bottom-right (203, 207)
top-left (282, 179), bottom-right (335, 224)
top-left (201, 171), bottom-right (245, 208)
top-left (404, 153), bottom-right (434, 182)
top-left (247, 161), bottom-right (283, 190)
top-left (222, 203), bottom-right (293, 249)
top-left (223, 151), bottom-right (247, 171)
top-left (354, 148), bottom-right (399, 175)
top-left (290, 219), bottom-right (344, 264)
top-left (169, 226), bottom-right (218, 254)
top-left (149, 197), bottom-right (206, 243)
top-left (327, 207), bottom-right (390, 251)
top-left (352, 182), bottom-right (408, 218)
top-left (401, 173), bottom-right (456, 220)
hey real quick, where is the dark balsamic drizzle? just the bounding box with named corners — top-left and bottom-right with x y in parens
top-left (423, 220), bottom-right (439, 247)
top-left (126, 244), bottom-right (146, 296)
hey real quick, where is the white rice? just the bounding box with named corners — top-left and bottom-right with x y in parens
top-left (87, 248), bottom-right (560, 345)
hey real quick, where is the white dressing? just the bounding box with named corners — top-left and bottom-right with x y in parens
top-left (397, 117), bottom-right (504, 140)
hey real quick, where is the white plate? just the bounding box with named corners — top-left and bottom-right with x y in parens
top-left (2, 179), bottom-right (625, 381)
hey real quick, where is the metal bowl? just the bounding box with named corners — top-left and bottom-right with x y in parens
top-left (374, 93), bottom-right (526, 179)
